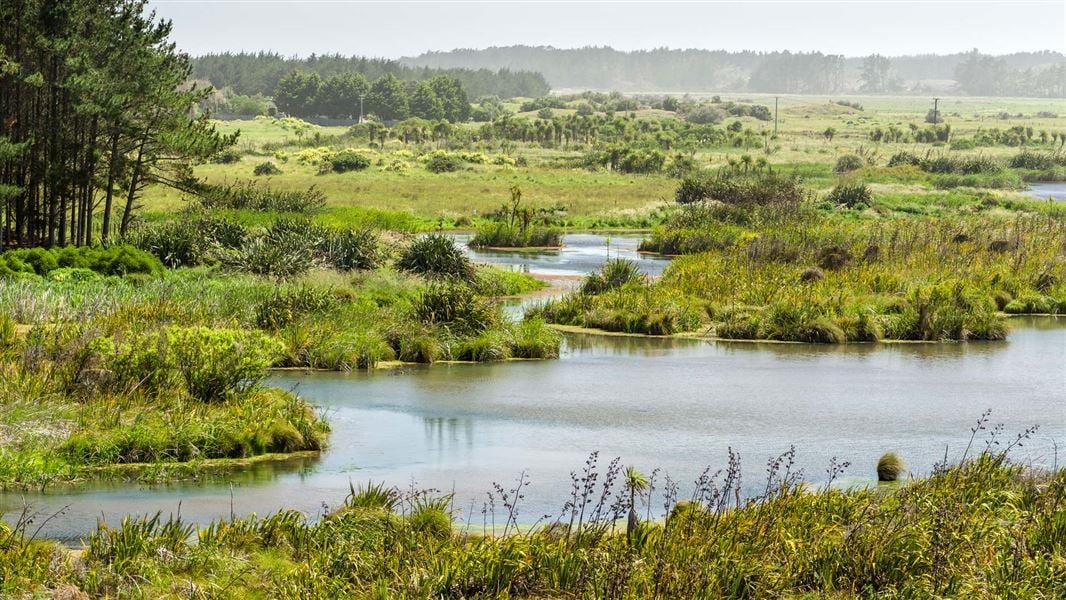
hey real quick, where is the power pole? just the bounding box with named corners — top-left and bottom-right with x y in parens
top-left (932, 97), bottom-right (939, 124)
top-left (359, 94), bottom-right (366, 123)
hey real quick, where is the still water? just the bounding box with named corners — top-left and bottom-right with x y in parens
top-left (451, 233), bottom-right (671, 278)
top-left (5, 317), bottom-right (1064, 543)
top-left (1026, 182), bottom-right (1066, 202)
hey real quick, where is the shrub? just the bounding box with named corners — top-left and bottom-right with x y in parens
top-left (322, 228), bottom-right (384, 271)
top-left (469, 223), bottom-right (562, 249)
top-left (825, 182), bottom-right (872, 209)
top-left (424, 152), bottom-right (463, 173)
top-left (253, 161), bottom-right (282, 176)
top-left (887, 151), bottom-right (921, 167)
top-left (219, 219), bottom-right (321, 278)
top-left (877, 452), bottom-right (905, 481)
top-left (214, 149), bottom-right (242, 164)
top-left (816, 246), bottom-right (852, 271)
top-left (164, 326), bottom-right (284, 402)
top-left (833, 154), bottom-right (864, 173)
top-left (1009, 150), bottom-right (1065, 170)
top-left (674, 170), bottom-right (808, 210)
top-left (327, 150), bottom-right (372, 173)
top-left (397, 234), bottom-right (475, 281)
top-left (0, 245), bottom-right (163, 278)
top-left (799, 267), bottom-right (824, 282)
top-left (510, 317), bottom-right (561, 359)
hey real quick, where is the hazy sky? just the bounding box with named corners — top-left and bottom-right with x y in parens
top-left (148, 1), bottom-right (1066, 58)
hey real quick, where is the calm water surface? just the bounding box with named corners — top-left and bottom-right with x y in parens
top-left (5, 317), bottom-right (1064, 543)
top-left (1026, 182), bottom-right (1066, 202)
top-left (451, 233), bottom-right (670, 278)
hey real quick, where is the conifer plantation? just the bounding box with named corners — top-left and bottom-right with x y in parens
top-left (0, 0), bottom-right (233, 247)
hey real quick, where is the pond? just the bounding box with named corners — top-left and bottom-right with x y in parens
top-left (5, 317), bottom-right (1064, 543)
top-left (1025, 182), bottom-right (1066, 202)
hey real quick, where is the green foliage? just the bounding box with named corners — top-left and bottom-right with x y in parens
top-left (825, 182), bottom-right (873, 209)
top-left (162, 326), bottom-right (285, 402)
top-left (327, 149), bottom-right (372, 173)
top-left (833, 154), bottom-right (865, 173)
top-left (253, 161), bottom-right (283, 176)
top-left (397, 234), bottom-right (475, 281)
top-left (0, 245), bottom-right (163, 278)
top-left (581, 259), bottom-right (647, 295)
top-left (255, 286), bottom-right (337, 329)
top-left (412, 283), bottom-right (496, 335)
top-left (424, 151), bottom-right (464, 173)
top-left (196, 180), bottom-right (327, 213)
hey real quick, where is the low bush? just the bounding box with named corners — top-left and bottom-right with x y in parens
top-left (327, 150), bottom-right (372, 173)
top-left (253, 161), bottom-right (282, 176)
top-left (833, 154), bottom-right (864, 173)
top-left (424, 152), bottom-right (464, 173)
top-left (163, 326), bottom-right (284, 402)
top-left (196, 180), bottom-right (326, 214)
top-left (825, 182), bottom-right (872, 209)
top-left (0, 245), bottom-right (163, 278)
top-left (397, 234), bottom-right (475, 281)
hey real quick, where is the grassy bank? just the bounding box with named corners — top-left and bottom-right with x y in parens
top-left (2, 436), bottom-right (1062, 598)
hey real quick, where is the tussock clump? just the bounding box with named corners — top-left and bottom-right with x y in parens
top-left (825, 182), bottom-right (872, 209)
top-left (877, 452), bottom-right (905, 481)
top-left (397, 234), bottom-right (475, 281)
top-left (799, 267), bottom-right (825, 282)
top-left (582, 259), bottom-right (646, 295)
top-left (833, 154), bottom-right (864, 174)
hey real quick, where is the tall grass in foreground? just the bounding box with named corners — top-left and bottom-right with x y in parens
top-left (3, 416), bottom-right (1061, 598)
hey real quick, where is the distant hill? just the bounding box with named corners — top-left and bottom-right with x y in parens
top-left (402, 46), bottom-right (1066, 97)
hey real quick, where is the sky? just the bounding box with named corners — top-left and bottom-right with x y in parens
top-left (147, 1), bottom-right (1066, 58)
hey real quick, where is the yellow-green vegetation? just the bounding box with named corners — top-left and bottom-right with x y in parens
top-left (0, 317), bottom-right (329, 487)
top-left (534, 155), bottom-right (1065, 341)
top-left (139, 95), bottom-right (1066, 232)
top-left (3, 445), bottom-right (1062, 598)
top-left (538, 210), bottom-right (1064, 341)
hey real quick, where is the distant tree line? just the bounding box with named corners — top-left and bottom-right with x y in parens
top-left (274, 71), bottom-right (471, 122)
top-left (192, 52), bottom-right (550, 101)
top-left (404, 46), bottom-right (1066, 97)
top-left (0, 0), bottom-right (233, 248)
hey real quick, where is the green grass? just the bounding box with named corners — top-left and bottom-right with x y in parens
top-left (2, 445), bottom-right (1062, 598)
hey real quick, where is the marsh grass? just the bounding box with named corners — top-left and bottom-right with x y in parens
top-left (571, 213), bottom-right (1065, 342)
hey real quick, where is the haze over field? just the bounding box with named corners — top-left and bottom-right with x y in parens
top-left (151, 0), bottom-right (1064, 58)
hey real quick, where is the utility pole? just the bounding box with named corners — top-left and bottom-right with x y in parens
top-left (932, 97), bottom-right (939, 124)
top-left (359, 94), bottom-right (366, 124)
top-left (774, 96), bottom-right (779, 138)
